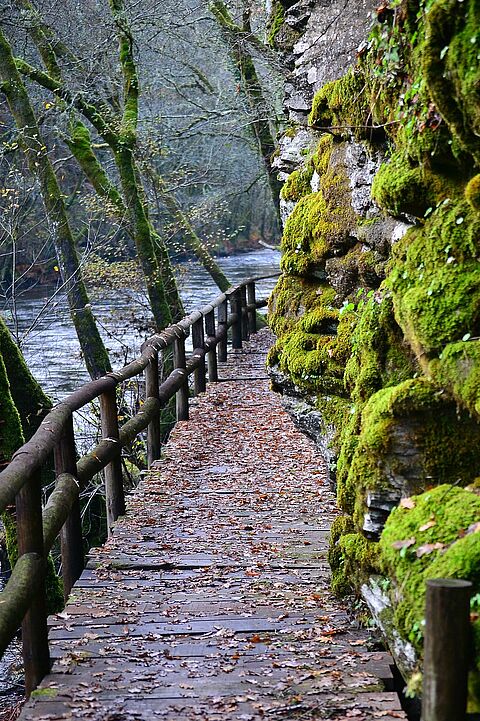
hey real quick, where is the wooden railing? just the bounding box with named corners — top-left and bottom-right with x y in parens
top-left (0, 275), bottom-right (276, 695)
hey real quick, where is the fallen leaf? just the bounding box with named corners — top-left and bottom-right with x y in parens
top-left (419, 519), bottom-right (436, 532)
top-left (416, 542), bottom-right (445, 558)
top-left (391, 537), bottom-right (416, 550)
top-left (400, 497), bottom-right (415, 509)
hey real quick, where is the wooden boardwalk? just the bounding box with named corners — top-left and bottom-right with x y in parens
top-left (19, 329), bottom-right (406, 721)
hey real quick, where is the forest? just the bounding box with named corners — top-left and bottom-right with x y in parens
top-left (0, 0), bottom-right (479, 720)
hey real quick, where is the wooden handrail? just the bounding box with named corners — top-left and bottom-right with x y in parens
top-left (0, 273), bottom-right (278, 694)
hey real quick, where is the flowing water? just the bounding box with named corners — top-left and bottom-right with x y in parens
top-left (3, 248), bottom-right (280, 400)
top-left (0, 248), bottom-right (281, 712)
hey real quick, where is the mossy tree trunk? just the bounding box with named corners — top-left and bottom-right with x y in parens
top-left (0, 317), bottom-right (52, 439)
top-left (0, 29), bottom-right (111, 379)
top-left (209, 0), bottom-right (282, 225)
top-left (108, 0), bottom-right (184, 324)
top-left (14, 0), bottom-right (184, 328)
top-left (0, 322), bottom-right (63, 613)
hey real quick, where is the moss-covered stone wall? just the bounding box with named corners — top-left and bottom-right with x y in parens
top-left (269, 0), bottom-right (480, 704)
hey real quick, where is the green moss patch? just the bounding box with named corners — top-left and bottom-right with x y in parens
top-left (329, 515), bottom-right (380, 596)
top-left (341, 377), bottom-right (480, 522)
top-left (389, 199), bottom-right (480, 358)
top-left (429, 340), bottom-right (480, 418)
top-left (380, 485), bottom-right (480, 658)
top-left (280, 165), bottom-right (314, 203)
top-left (280, 156), bottom-right (356, 277)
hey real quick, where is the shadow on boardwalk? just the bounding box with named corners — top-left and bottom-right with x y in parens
top-left (19, 329), bottom-right (405, 721)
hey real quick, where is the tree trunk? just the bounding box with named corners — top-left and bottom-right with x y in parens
top-left (0, 317), bottom-right (52, 439)
top-left (0, 29), bottom-right (111, 379)
top-left (209, 0), bottom-right (282, 225)
top-left (0, 333), bottom-right (63, 614)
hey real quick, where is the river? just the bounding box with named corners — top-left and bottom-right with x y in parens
top-left (2, 248), bottom-right (280, 400)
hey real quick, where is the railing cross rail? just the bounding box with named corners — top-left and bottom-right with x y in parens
top-left (0, 273), bottom-right (278, 695)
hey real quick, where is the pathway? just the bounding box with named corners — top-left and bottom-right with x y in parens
top-left (19, 329), bottom-right (406, 721)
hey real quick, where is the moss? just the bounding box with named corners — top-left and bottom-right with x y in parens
top-left (372, 150), bottom-right (459, 218)
top-left (429, 340), bottom-right (480, 418)
top-left (389, 199), bottom-right (480, 358)
top-left (316, 395), bottom-right (352, 452)
top-left (283, 125), bottom-right (297, 139)
top-left (276, 328), bottom-right (345, 395)
top-left (280, 165), bottom-right (314, 202)
top-left (331, 529), bottom-right (381, 596)
top-left (67, 120), bottom-right (124, 215)
top-left (379, 485), bottom-right (480, 659)
top-left (267, 0), bottom-right (285, 46)
top-left (423, 0), bottom-right (480, 168)
top-left (308, 68), bottom-right (370, 140)
top-left (268, 274), bottom-right (331, 340)
top-left (0, 350), bottom-right (24, 470)
top-left (280, 147), bottom-right (355, 277)
top-left (336, 407), bottom-right (362, 513)
top-left (270, 283), bottom-right (355, 396)
top-left (342, 377), bottom-right (480, 525)
top-left (344, 293), bottom-right (415, 405)
top-left (465, 174), bottom-right (480, 211)
top-left (0, 316), bottom-right (51, 440)
top-left (30, 688), bottom-right (58, 699)
top-left (329, 515), bottom-right (355, 595)
top-left (311, 134), bottom-right (335, 175)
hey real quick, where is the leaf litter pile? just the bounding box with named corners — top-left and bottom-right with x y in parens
top-left (20, 329), bottom-right (406, 721)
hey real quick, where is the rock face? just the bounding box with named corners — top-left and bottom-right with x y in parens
top-left (283, 0), bottom-right (377, 122)
top-left (267, 0), bottom-right (480, 701)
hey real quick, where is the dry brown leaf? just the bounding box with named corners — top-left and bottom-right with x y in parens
top-left (391, 537), bottom-right (416, 550)
top-left (399, 497), bottom-right (415, 509)
top-left (416, 542), bottom-right (445, 558)
top-left (419, 519), bottom-right (436, 532)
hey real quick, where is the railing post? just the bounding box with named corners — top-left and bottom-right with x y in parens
top-left (16, 469), bottom-right (50, 695)
top-left (247, 281), bottom-right (257, 334)
top-left (174, 331), bottom-right (189, 421)
top-left (100, 387), bottom-right (125, 535)
top-left (422, 578), bottom-right (472, 721)
top-left (217, 298), bottom-right (228, 363)
top-left (145, 351), bottom-right (161, 467)
top-left (192, 317), bottom-right (206, 395)
top-left (205, 309), bottom-right (218, 382)
top-left (54, 414), bottom-right (84, 600)
top-left (230, 289), bottom-right (242, 349)
top-left (240, 285), bottom-right (249, 341)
